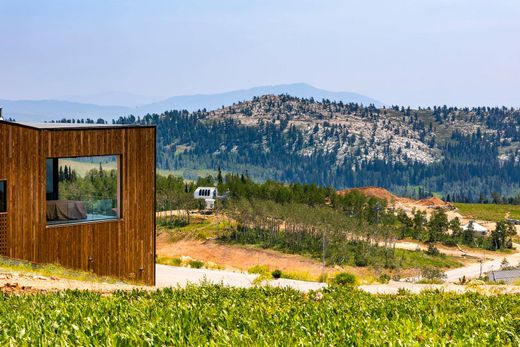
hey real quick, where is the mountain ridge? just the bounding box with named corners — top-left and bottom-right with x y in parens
top-left (1, 83), bottom-right (382, 122)
top-left (113, 94), bottom-right (520, 201)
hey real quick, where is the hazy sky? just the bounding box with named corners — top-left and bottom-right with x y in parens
top-left (1, 0), bottom-right (519, 106)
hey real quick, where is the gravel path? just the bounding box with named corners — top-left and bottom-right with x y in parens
top-left (155, 264), bottom-right (326, 292)
top-left (445, 245), bottom-right (520, 282)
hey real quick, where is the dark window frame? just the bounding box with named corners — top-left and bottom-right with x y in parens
top-left (45, 155), bottom-right (123, 226)
top-left (0, 180), bottom-right (6, 213)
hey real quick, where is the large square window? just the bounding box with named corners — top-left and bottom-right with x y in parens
top-left (0, 181), bottom-right (6, 213)
top-left (46, 155), bottom-right (121, 225)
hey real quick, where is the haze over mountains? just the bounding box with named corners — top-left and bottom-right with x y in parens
top-left (1, 83), bottom-right (383, 122)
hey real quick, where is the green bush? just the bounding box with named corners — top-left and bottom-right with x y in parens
top-left (354, 253), bottom-right (368, 267)
top-left (421, 266), bottom-right (446, 281)
top-left (271, 269), bottom-right (282, 279)
top-left (377, 273), bottom-right (391, 284)
top-left (332, 272), bottom-right (357, 286)
top-left (188, 260), bottom-right (205, 269)
top-left (425, 243), bottom-right (440, 256)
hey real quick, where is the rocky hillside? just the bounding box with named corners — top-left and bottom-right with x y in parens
top-left (208, 95), bottom-right (439, 165)
top-left (114, 95), bottom-right (520, 202)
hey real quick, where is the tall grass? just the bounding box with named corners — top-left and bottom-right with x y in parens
top-left (0, 257), bottom-right (124, 284)
top-left (0, 286), bottom-right (518, 345)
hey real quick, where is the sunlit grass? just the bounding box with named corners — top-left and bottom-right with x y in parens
top-left (0, 257), bottom-right (128, 284)
top-left (454, 203), bottom-right (520, 221)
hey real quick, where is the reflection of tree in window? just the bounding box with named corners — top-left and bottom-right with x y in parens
top-left (46, 155), bottom-right (120, 224)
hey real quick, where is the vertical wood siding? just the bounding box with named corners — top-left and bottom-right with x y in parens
top-left (0, 123), bottom-right (156, 285)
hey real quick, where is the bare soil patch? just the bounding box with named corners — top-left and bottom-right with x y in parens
top-left (338, 186), bottom-right (409, 203)
top-left (156, 234), bottom-right (379, 279)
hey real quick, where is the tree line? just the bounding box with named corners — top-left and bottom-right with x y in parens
top-left (110, 96), bottom-right (520, 203)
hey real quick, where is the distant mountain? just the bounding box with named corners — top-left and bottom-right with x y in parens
top-left (0, 83), bottom-right (382, 122)
top-left (0, 98), bottom-right (130, 122)
top-left (59, 91), bottom-right (161, 108)
top-left (139, 83), bottom-right (383, 114)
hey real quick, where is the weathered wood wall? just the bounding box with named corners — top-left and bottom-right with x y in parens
top-left (0, 123), bottom-right (7, 256)
top-left (0, 122), bottom-right (156, 285)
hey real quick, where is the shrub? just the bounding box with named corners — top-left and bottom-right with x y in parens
top-left (318, 273), bottom-right (328, 283)
top-left (354, 253), bottom-right (368, 267)
top-left (332, 272), bottom-right (357, 286)
top-left (377, 273), bottom-right (391, 284)
top-left (279, 270), bottom-right (316, 282)
top-left (188, 260), bottom-right (205, 269)
top-left (467, 279), bottom-right (485, 286)
top-left (458, 276), bottom-right (467, 285)
top-left (157, 256), bottom-right (182, 267)
top-left (157, 218), bottom-right (188, 229)
top-left (421, 266), bottom-right (446, 281)
top-left (248, 265), bottom-right (270, 275)
top-left (425, 243), bottom-right (440, 256)
top-left (397, 287), bottom-right (411, 295)
top-left (271, 269), bottom-right (282, 279)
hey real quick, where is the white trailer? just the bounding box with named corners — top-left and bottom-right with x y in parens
top-left (193, 187), bottom-right (218, 209)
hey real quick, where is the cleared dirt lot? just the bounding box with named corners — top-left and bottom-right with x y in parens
top-left (157, 233), bottom-right (382, 279)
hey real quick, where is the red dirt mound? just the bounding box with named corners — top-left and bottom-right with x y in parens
top-left (337, 187), bottom-right (399, 202)
top-left (416, 197), bottom-right (450, 207)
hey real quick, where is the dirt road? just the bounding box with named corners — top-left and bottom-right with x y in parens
top-left (444, 244), bottom-right (520, 282)
top-left (155, 264), bottom-right (326, 292)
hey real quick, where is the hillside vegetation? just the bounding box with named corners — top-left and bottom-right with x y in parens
top-left (158, 173), bottom-right (516, 251)
top-left (155, 174), bottom-right (520, 282)
top-left (454, 203), bottom-right (520, 222)
top-left (115, 95), bottom-right (520, 202)
top-left (1, 286), bottom-right (519, 345)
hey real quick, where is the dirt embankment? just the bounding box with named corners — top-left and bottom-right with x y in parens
top-left (0, 271), bottom-right (143, 294)
top-left (338, 186), bottom-right (456, 215)
top-left (338, 187), bottom-right (409, 203)
top-left (415, 196), bottom-right (452, 207)
top-left (338, 186), bottom-right (453, 208)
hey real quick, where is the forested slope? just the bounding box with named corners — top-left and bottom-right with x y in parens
top-left (111, 95), bottom-right (520, 202)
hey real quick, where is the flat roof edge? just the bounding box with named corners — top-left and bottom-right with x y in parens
top-left (0, 120), bottom-right (155, 131)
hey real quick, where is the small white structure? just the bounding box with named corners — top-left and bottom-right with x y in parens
top-left (462, 220), bottom-right (489, 236)
top-left (194, 187), bottom-right (218, 209)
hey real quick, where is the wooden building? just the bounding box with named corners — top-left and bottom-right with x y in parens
top-left (0, 119), bottom-right (156, 285)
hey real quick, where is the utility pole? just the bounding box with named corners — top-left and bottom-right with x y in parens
top-left (322, 230), bottom-right (326, 282)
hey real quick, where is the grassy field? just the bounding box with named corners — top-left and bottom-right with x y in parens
top-left (0, 285), bottom-right (518, 345)
top-left (395, 249), bottom-right (462, 269)
top-left (454, 203), bottom-right (520, 221)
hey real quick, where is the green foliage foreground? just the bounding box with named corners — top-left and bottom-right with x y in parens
top-left (1, 286), bottom-right (519, 345)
